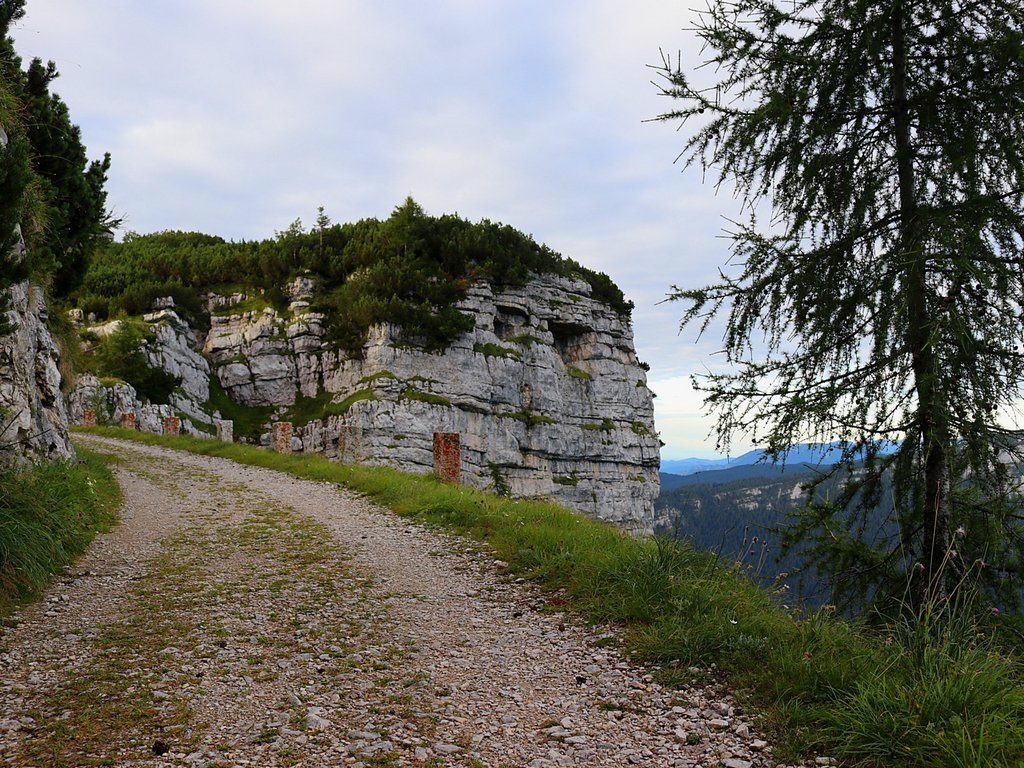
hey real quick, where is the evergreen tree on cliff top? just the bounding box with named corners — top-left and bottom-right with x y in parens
top-left (0, 0), bottom-right (115, 299)
top-left (654, 0), bottom-right (1024, 610)
top-left (0, 1), bottom-right (31, 333)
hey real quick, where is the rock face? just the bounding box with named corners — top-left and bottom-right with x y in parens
top-left (67, 305), bottom-right (215, 438)
top-left (205, 273), bottom-right (661, 532)
top-left (141, 307), bottom-right (212, 427)
top-left (0, 121), bottom-right (74, 464)
top-left (66, 373), bottom-right (215, 440)
top-left (0, 279), bottom-right (75, 463)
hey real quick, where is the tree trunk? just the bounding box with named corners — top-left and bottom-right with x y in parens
top-left (891, 2), bottom-right (950, 606)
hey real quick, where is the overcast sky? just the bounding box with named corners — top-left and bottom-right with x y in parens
top-left (12, 1), bottom-right (751, 459)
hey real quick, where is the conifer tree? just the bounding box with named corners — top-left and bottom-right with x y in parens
top-left (0, 0), bottom-right (30, 333)
top-left (0, 0), bottom-right (115, 298)
top-left (654, 0), bottom-right (1024, 609)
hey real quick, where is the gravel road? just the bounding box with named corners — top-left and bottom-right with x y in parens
top-left (0, 436), bottom-right (797, 768)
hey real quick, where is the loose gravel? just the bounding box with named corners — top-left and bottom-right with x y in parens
top-left (0, 436), bottom-right (810, 768)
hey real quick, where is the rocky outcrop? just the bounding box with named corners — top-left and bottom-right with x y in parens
top-left (205, 273), bottom-right (661, 532)
top-left (67, 304), bottom-right (215, 436)
top-left (0, 121), bottom-right (74, 464)
top-left (0, 280), bottom-right (75, 463)
top-left (141, 307), bottom-right (212, 427)
top-left (66, 373), bottom-right (217, 438)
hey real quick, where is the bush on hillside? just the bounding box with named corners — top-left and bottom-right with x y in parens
top-left (74, 198), bottom-right (633, 353)
top-left (95, 321), bottom-right (179, 403)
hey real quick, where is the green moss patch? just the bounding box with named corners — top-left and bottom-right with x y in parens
top-left (358, 370), bottom-right (399, 385)
top-left (327, 388), bottom-right (379, 415)
top-left (496, 410), bottom-right (556, 426)
top-left (473, 342), bottom-right (522, 360)
top-left (567, 366), bottom-right (592, 380)
top-left (402, 388), bottom-right (452, 407)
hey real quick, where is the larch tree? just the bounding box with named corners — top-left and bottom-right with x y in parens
top-left (653, 0), bottom-right (1024, 610)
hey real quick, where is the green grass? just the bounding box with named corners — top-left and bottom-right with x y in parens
top-left (0, 446), bottom-right (121, 616)
top-left (402, 388), bottom-right (452, 407)
top-left (473, 342), bottom-right (522, 360)
top-left (358, 370), bottom-right (399, 385)
top-left (328, 387), bottom-right (379, 415)
top-left (77, 427), bottom-right (1024, 767)
top-left (284, 390), bottom-right (334, 427)
top-left (204, 374), bottom-right (273, 441)
top-left (582, 418), bottom-right (616, 432)
top-left (495, 410), bottom-right (556, 426)
top-left (567, 366), bottom-right (592, 380)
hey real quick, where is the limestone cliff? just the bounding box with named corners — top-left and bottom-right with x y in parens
top-left (0, 125), bottom-right (74, 464)
top-left (66, 308), bottom-right (214, 437)
top-left (0, 278), bottom-right (75, 463)
top-left (204, 273), bottom-right (661, 532)
top-left (68, 270), bottom-right (660, 531)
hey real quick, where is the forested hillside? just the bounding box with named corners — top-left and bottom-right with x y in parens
top-left (72, 199), bottom-right (631, 354)
top-left (656, 465), bottom-right (900, 609)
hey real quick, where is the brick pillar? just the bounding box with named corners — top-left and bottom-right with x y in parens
top-left (433, 432), bottom-right (461, 483)
top-left (82, 409), bottom-right (96, 427)
top-left (216, 419), bottom-right (233, 443)
top-left (272, 421), bottom-right (293, 453)
top-left (121, 412), bottom-right (136, 431)
top-left (163, 415), bottom-right (181, 436)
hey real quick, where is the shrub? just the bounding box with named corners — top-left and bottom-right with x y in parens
top-left (74, 199), bottom-right (633, 358)
top-left (94, 321), bottom-right (179, 404)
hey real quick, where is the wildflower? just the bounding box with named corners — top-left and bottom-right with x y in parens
top-left (954, 526), bottom-right (966, 539)
top-left (914, 562), bottom-right (925, 572)
top-left (991, 606), bottom-right (1000, 616)
top-left (729, 619), bottom-right (737, 625)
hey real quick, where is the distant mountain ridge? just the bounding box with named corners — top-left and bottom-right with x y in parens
top-left (661, 442), bottom-right (897, 477)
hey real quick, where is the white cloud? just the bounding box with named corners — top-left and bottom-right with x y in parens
top-left (12, 0), bottom-right (747, 457)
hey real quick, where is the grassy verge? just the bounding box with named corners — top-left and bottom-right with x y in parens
top-left (79, 427), bottom-right (1024, 767)
top-left (0, 446), bottom-right (121, 616)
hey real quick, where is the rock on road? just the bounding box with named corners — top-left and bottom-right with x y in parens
top-left (0, 436), bottom-right (784, 768)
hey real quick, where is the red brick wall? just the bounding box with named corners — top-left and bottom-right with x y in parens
top-left (272, 421), bottom-right (293, 453)
top-left (163, 416), bottom-right (181, 436)
top-left (433, 432), bottom-right (461, 483)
